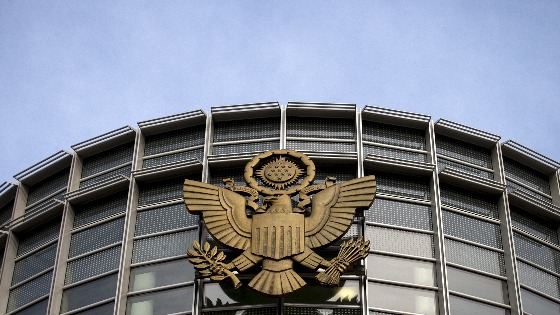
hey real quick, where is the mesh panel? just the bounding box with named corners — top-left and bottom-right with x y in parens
top-left (443, 210), bottom-right (502, 249)
top-left (438, 158), bottom-right (494, 180)
top-left (73, 191), bottom-right (128, 228)
top-left (25, 198), bottom-right (62, 215)
top-left (517, 260), bottom-right (560, 298)
top-left (69, 217), bottom-right (124, 258)
top-left (445, 238), bottom-right (505, 276)
top-left (209, 167), bottom-right (246, 186)
top-left (143, 148), bottom-right (204, 168)
top-left (79, 165), bottom-right (131, 188)
top-left (440, 185), bottom-right (498, 219)
top-left (12, 298), bottom-right (48, 315)
top-left (374, 172), bottom-right (430, 200)
top-left (12, 243), bottom-right (57, 285)
top-left (315, 165), bottom-right (357, 183)
top-left (504, 157), bottom-right (551, 195)
top-left (73, 302), bottom-right (114, 315)
top-left (144, 125), bottom-right (206, 156)
top-left (287, 140), bottom-right (356, 153)
top-left (7, 271), bottom-right (52, 312)
top-left (214, 117), bottom-right (280, 142)
top-left (17, 219), bottom-right (60, 257)
top-left (362, 121), bottom-right (425, 150)
top-left (213, 141), bottom-right (279, 155)
top-left (65, 246), bottom-right (121, 284)
top-left (81, 142), bottom-right (134, 178)
top-left (287, 116), bottom-right (355, 139)
top-left (510, 206), bottom-right (559, 244)
top-left (514, 233), bottom-right (560, 273)
top-left (0, 200), bottom-right (13, 226)
top-left (203, 308), bottom-right (277, 315)
top-left (363, 144), bottom-right (426, 162)
top-left (435, 135), bottom-right (492, 168)
top-left (26, 167), bottom-right (69, 205)
top-left (132, 229), bottom-right (198, 263)
top-left (366, 199), bottom-right (432, 231)
top-left (135, 203), bottom-right (198, 236)
top-left (366, 225), bottom-right (433, 258)
top-left (506, 180), bottom-right (553, 204)
top-left (285, 307), bottom-right (362, 315)
top-left (138, 177), bottom-right (185, 206)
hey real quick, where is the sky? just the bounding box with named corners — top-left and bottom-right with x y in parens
top-left (1, 1), bottom-right (559, 183)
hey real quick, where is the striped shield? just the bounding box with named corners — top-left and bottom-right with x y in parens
top-left (251, 213), bottom-right (305, 259)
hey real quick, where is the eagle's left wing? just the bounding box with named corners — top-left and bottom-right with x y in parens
top-left (304, 175), bottom-right (376, 248)
top-left (184, 179), bottom-right (252, 250)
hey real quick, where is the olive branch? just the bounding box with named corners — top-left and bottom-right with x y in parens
top-left (187, 240), bottom-right (241, 288)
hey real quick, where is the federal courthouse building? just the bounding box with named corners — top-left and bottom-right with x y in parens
top-left (0, 102), bottom-right (559, 315)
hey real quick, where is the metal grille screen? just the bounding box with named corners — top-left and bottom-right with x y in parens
top-left (144, 124), bottom-right (206, 156)
top-left (69, 217), bottom-right (124, 258)
top-left (17, 219), bottom-right (60, 257)
top-left (503, 157), bottom-right (551, 195)
top-left (438, 158), bottom-right (494, 180)
top-left (213, 141), bottom-right (279, 155)
top-left (440, 185), bottom-right (498, 219)
top-left (287, 140), bottom-right (356, 153)
top-left (132, 229), bottom-right (198, 264)
top-left (363, 144), bottom-right (426, 162)
top-left (138, 177), bottom-right (185, 206)
top-left (445, 238), bottom-right (505, 276)
top-left (517, 260), bottom-right (560, 298)
top-left (143, 148), bottom-right (204, 168)
top-left (362, 121), bottom-right (425, 150)
top-left (367, 199), bottom-right (432, 231)
top-left (366, 225), bottom-right (433, 258)
top-left (443, 210), bottom-right (502, 249)
top-left (510, 206), bottom-right (558, 244)
top-left (65, 246), bottom-right (121, 284)
top-left (73, 191), bottom-right (128, 228)
top-left (214, 117), bottom-right (280, 142)
top-left (287, 116), bottom-right (355, 139)
top-left (7, 272), bottom-right (52, 312)
top-left (436, 135), bottom-right (492, 168)
top-left (135, 203), bottom-right (198, 236)
top-left (26, 167), bottom-right (69, 205)
top-left (12, 243), bottom-right (57, 285)
top-left (514, 233), bottom-right (560, 273)
top-left (81, 142), bottom-right (134, 178)
top-left (374, 172), bottom-right (430, 200)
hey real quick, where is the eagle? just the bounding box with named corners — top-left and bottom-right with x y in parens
top-left (183, 174), bottom-right (376, 296)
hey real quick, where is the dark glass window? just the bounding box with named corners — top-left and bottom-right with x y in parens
top-left (126, 286), bottom-right (193, 315)
top-left (61, 273), bottom-right (117, 313)
top-left (129, 259), bottom-right (194, 292)
top-left (447, 266), bottom-right (508, 304)
top-left (368, 254), bottom-right (435, 286)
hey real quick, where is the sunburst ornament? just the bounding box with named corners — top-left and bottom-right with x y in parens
top-left (244, 149), bottom-right (316, 195)
top-left (256, 156), bottom-right (304, 190)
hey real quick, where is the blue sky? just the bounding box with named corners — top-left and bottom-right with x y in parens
top-left (1, 1), bottom-right (559, 183)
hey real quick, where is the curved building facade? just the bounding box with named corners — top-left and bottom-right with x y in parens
top-left (0, 102), bottom-right (559, 315)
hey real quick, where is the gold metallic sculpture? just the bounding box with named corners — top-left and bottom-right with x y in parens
top-left (184, 149), bottom-right (376, 296)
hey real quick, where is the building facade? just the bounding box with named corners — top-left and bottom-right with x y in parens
top-left (0, 102), bottom-right (559, 315)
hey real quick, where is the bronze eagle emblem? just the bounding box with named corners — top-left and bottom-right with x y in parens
top-left (184, 149), bottom-right (376, 296)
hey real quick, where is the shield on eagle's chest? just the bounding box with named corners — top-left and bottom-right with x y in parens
top-left (251, 213), bottom-right (305, 259)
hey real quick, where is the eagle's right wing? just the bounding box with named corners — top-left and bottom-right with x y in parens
top-left (183, 180), bottom-right (252, 250)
